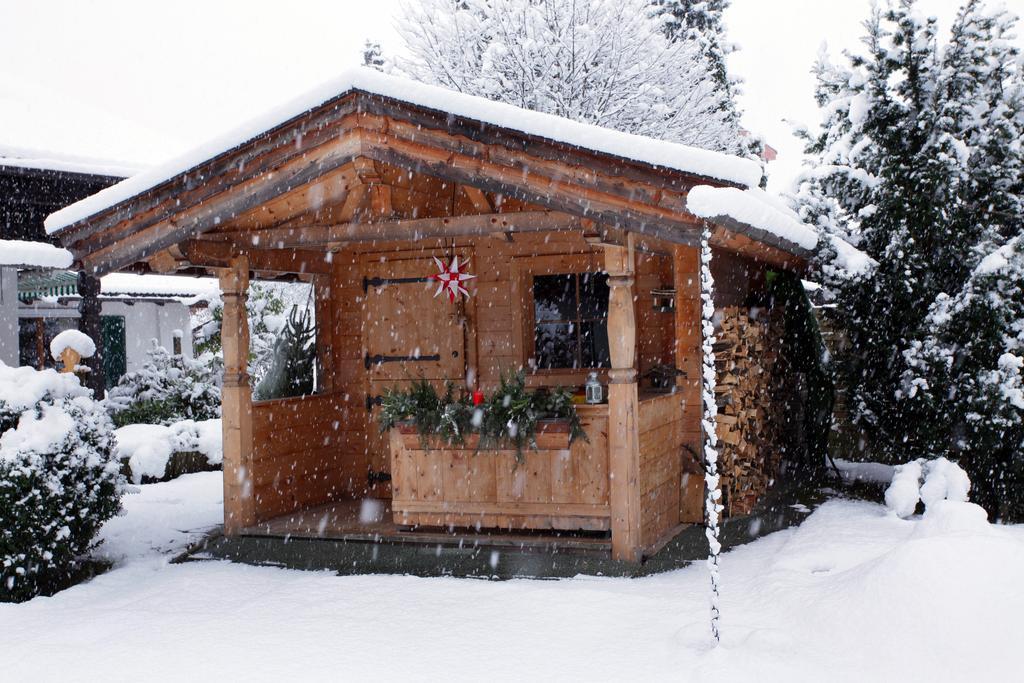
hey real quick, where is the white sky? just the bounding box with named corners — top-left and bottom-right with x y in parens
top-left (1, 0), bottom-right (1022, 191)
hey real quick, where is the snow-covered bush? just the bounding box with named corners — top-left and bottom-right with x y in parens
top-left (0, 364), bottom-right (124, 602)
top-left (106, 345), bottom-right (221, 427)
top-left (885, 457), bottom-right (971, 519)
top-left (113, 419), bottom-right (222, 483)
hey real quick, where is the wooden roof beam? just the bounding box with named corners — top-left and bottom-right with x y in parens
top-left (358, 132), bottom-right (703, 247)
top-left (200, 210), bottom-right (586, 249)
top-left (461, 185), bottom-right (492, 213)
top-left (183, 240), bottom-right (333, 274)
top-left (76, 134), bottom-right (362, 274)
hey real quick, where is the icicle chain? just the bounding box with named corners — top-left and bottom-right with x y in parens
top-left (700, 223), bottom-right (723, 644)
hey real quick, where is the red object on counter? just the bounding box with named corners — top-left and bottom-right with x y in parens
top-left (472, 390), bottom-right (484, 406)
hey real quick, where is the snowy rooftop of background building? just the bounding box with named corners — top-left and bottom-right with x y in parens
top-left (0, 239), bottom-right (73, 269)
top-left (0, 73), bottom-right (182, 178)
top-left (45, 68), bottom-right (764, 234)
top-left (0, 146), bottom-right (140, 178)
top-left (100, 273), bottom-right (219, 300)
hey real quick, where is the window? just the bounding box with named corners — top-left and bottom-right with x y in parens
top-left (102, 316), bottom-right (127, 388)
top-left (532, 272), bottom-right (610, 369)
top-left (18, 317), bottom-right (76, 369)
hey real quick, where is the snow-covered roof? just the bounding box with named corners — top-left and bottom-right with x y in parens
top-left (0, 73), bottom-right (182, 177)
top-left (45, 68), bottom-right (764, 234)
top-left (0, 239), bottom-right (74, 269)
top-left (686, 186), bottom-right (819, 252)
top-left (0, 145), bottom-right (138, 178)
top-left (100, 273), bottom-right (219, 300)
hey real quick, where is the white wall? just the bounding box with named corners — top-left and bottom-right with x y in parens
top-left (0, 267), bottom-right (18, 366)
top-left (101, 300), bottom-right (194, 370)
top-left (16, 298), bottom-right (194, 372)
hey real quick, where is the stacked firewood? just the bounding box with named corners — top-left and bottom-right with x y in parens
top-left (713, 306), bottom-right (787, 516)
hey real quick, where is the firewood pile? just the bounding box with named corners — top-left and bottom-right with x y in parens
top-left (713, 306), bottom-right (788, 516)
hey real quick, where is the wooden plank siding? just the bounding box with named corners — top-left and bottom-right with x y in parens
top-left (239, 231), bottom-right (685, 539)
top-left (637, 393), bottom-right (687, 550)
top-left (389, 408), bottom-right (610, 531)
top-left (251, 392), bottom-right (368, 521)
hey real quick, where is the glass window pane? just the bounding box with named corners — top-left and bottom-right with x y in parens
top-left (18, 319), bottom-right (40, 368)
top-left (533, 274), bottom-right (576, 322)
top-left (579, 272), bottom-right (610, 319)
top-left (580, 320), bottom-right (611, 368)
top-left (102, 316), bottom-right (127, 388)
top-left (534, 322), bottom-right (577, 369)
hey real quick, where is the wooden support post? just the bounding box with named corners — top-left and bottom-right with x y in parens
top-left (77, 272), bottom-right (105, 395)
top-left (674, 244), bottom-right (704, 523)
top-left (605, 235), bottom-right (642, 562)
top-left (219, 256), bottom-right (256, 534)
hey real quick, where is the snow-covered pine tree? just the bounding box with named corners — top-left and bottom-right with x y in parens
top-left (802, 0), bottom-right (1024, 518)
top-left (797, 2), bottom-right (961, 459)
top-left (655, 2), bottom-right (735, 114)
top-left (900, 0), bottom-right (1024, 518)
top-left (253, 306), bottom-right (317, 401)
top-left (653, 0), bottom-right (763, 162)
top-left (903, 237), bottom-right (1024, 519)
top-left (363, 40), bottom-right (385, 71)
top-left (393, 0), bottom-right (747, 154)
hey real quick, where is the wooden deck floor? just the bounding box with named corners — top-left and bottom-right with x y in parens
top-left (241, 500), bottom-right (613, 554)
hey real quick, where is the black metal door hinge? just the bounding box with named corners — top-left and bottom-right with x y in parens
top-left (364, 352), bottom-right (442, 369)
top-left (363, 275), bottom-right (432, 293)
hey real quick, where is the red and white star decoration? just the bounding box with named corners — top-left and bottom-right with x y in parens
top-left (429, 255), bottom-right (476, 302)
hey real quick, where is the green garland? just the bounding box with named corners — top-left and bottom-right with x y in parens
top-left (378, 371), bottom-right (586, 461)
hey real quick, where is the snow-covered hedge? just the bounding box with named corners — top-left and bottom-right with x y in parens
top-left (114, 419), bottom-right (222, 483)
top-left (106, 345), bottom-right (220, 427)
top-left (0, 363), bottom-right (125, 602)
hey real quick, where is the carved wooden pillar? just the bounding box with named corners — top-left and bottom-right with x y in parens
top-left (77, 272), bottom-right (105, 395)
top-left (219, 256), bottom-right (256, 534)
top-left (605, 236), bottom-right (642, 562)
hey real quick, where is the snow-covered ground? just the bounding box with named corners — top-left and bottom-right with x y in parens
top-left (2, 472), bottom-right (1022, 682)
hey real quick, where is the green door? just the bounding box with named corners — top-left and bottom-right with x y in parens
top-left (101, 316), bottom-right (126, 388)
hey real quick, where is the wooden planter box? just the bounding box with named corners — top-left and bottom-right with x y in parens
top-left (389, 414), bottom-right (610, 532)
top-left (394, 419), bottom-right (572, 451)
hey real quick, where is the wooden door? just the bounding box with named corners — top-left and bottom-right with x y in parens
top-left (362, 256), bottom-right (469, 496)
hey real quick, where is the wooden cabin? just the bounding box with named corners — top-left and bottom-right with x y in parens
top-left (48, 70), bottom-right (813, 562)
